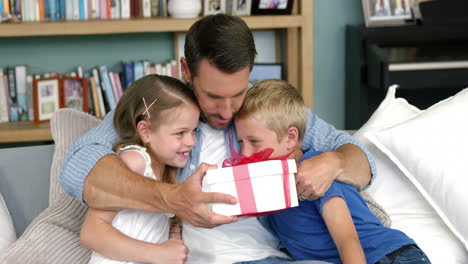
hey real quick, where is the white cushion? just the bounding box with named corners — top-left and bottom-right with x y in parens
top-left (0, 192), bottom-right (16, 255)
top-left (355, 85), bottom-right (468, 263)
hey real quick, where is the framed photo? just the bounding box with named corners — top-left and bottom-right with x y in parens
top-left (204, 0), bottom-right (226, 15)
top-left (230, 0), bottom-right (251, 16)
top-left (61, 77), bottom-right (89, 113)
top-left (33, 77), bottom-right (62, 123)
top-left (362, 0), bottom-right (414, 27)
top-left (251, 0), bottom-right (293, 15)
top-left (248, 63), bottom-right (283, 85)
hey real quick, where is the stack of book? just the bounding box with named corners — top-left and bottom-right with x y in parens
top-left (0, 58), bottom-right (179, 122)
top-left (0, 0), bottom-right (168, 22)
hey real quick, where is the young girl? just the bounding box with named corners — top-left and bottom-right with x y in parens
top-left (80, 74), bottom-right (200, 264)
top-left (233, 80), bottom-right (430, 264)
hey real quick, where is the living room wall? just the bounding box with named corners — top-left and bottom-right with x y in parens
top-left (313, 0), bottom-right (364, 129)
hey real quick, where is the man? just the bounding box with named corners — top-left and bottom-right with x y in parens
top-left (60, 14), bottom-right (375, 263)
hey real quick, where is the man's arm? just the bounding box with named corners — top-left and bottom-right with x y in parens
top-left (297, 110), bottom-right (375, 199)
top-left (59, 112), bottom-right (237, 228)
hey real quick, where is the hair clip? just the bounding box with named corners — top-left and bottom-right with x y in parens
top-left (142, 97), bottom-right (158, 118)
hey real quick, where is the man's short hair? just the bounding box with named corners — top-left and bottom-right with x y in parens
top-left (237, 79), bottom-right (307, 145)
top-left (184, 14), bottom-right (257, 77)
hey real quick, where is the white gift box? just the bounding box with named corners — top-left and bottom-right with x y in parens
top-left (202, 159), bottom-right (299, 216)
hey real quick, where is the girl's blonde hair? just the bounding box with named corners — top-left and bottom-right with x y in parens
top-left (113, 74), bottom-right (198, 182)
top-left (237, 79), bottom-right (307, 146)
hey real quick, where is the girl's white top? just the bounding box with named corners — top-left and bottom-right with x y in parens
top-left (88, 145), bottom-right (173, 264)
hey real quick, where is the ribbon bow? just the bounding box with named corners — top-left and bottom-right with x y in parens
top-left (222, 129), bottom-right (294, 168)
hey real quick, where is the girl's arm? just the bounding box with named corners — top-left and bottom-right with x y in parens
top-left (79, 151), bottom-right (188, 264)
top-left (322, 197), bottom-right (366, 264)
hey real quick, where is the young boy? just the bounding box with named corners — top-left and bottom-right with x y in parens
top-left (234, 80), bottom-right (430, 264)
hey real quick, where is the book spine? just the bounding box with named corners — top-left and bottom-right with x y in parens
top-left (0, 71), bottom-right (8, 123)
top-left (92, 68), bottom-right (106, 115)
top-left (133, 61), bottom-right (144, 80)
top-left (89, 75), bottom-right (101, 118)
top-left (120, 0), bottom-right (129, 18)
top-left (3, 75), bottom-right (10, 121)
top-left (141, 0), bottom-right (150, 17)
top-left (7, 68), bottom-right (18, 121)
top-left (99, 0), bottom-right (106, 19)
top-left (123, 62), bottom-right (134, 89)
top-left (98, 65), bottom-right (116, 110)
top-left (26, 75), bottom-right (34, 121)
top-left (15, 65), bottom-right (29, 121)
top-left (79, 0), bottom-right (85, 19)
top-left (48, 0), bottom-right (58, 20)
top-left (113, 72), bottom-right (123, 101)
top-left (108, 71), bottom-right (119, 103)
top-left (150, 0), bottom-right (157, 17)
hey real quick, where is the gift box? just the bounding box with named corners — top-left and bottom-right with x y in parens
top-left (202, 159), bottom-right (299, 217)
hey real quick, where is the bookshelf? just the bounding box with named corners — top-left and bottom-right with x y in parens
top-left (0, 0), bottom-right (313, 143)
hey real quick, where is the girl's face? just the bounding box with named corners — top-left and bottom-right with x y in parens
top-left (147, 103), bottom-right (200, 168)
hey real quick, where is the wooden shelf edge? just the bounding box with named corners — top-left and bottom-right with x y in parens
top-left (0, 121), bottom-right (52, 143)
top-left (0, 15), bottom-right (303, 37)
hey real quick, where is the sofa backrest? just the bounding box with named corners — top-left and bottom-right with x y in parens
top-left (49, 109), bottom-right (101, 205)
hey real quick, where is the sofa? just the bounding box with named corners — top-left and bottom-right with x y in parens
top-left (0, 85), bottom-right (467, 263)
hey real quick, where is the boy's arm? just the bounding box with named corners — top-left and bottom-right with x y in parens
top-left (298, 110), bottom-right (374, 199)
top-left (322, 197), bottom-right (366, 264)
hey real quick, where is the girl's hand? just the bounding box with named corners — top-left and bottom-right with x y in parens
top-left (152, 238), bottom-right (188, 264)
top-left (169, 217), bottom-right (182, 240)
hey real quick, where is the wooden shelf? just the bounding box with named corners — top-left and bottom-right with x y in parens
top-left (0, 121), bottom-right (52, 143)
top-left (0, 15), bottom-right (303, 37)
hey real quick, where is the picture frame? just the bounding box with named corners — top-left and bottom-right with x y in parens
top-left (61, 77), bottom-right (89, 113)
top-left (362, 0), bottom-right (414, 27)
top-left (204, 0), bottom-right (226, 16)
top-left (251, 0), bottom-right (293, 15)
top-left (248, 63), bottom-right (283, 86)
top-left (230, 0), bottom-right (252, 16)
top-left (33, 77), bottom-right (62, 123)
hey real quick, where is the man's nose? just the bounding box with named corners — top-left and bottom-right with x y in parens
top-left (217, 99), bottom-right (233, 120)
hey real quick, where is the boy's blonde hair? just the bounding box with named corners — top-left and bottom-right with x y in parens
top-left (237, 79), bottom-right (307, 146)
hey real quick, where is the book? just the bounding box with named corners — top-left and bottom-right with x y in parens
top-left (98, 65), bottom-right (116, 110)
top-left (150, 0), bottom-right (158, 17)
top-left (7, 68), bottom-right (18, 121)
top-left (141, 0), bottom-right (150, 17)
top-left (26, 75), bottom-right (34, 121)
top-left (113, 72), bottom-right (123, 100)
top-left (92, 69), bottom-right (106, 116)
top-left (89, 75), bottom-right (101, 118)
top-left (123, 61), bottom-right (134, 89)
top-left (120, 0), bottom-right (129, 18)
top-left (0, 70), bottom-right (9, 123)
top-left (15, 65), bottom-right (29, 121)
top-left (108, 71), bottom-right (119, 103)
top-left (133, 61), bottom-right (144, 81)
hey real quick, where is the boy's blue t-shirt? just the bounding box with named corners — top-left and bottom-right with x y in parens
top-left (261, 150), bottom-right (415, 264)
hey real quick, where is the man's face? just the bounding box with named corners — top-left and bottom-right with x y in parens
top-left (187, 59), bottom-right (250, 130)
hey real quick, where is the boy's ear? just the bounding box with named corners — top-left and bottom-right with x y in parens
top-left (180, 57), bottom-right (192, 85)
top-left (137, 120), bottom-right (152, 143)
top-left (286, 126), bottom-right (299, 151)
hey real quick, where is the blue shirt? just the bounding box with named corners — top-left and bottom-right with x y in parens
top-left (59, 109), bottom-right (376, 203)
top-left (263, 150), bottom-right (414, 264)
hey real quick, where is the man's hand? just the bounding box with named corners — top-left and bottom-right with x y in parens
top-left (296, 151), bottom-right (344, 200)
top-left (166, 163), bottom-right (238, 228)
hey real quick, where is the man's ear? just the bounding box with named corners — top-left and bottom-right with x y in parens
top-left (137, 120), bottom-right (152, 144)
top-left (286, 126), bottom-right (299, 151)
top-left (180, 57), bottom-right (192, 84)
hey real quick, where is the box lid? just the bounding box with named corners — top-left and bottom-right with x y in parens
top-left (203, 159), bottom-right (297, 185)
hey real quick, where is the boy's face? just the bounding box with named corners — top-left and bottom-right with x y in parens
top-left (235, 116), bottom-right (289, 158)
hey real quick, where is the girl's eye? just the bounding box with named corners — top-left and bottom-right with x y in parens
top-left (176, 131), bottom-right (185, 136)
top-left (238, 140), bottom-right (243, 145)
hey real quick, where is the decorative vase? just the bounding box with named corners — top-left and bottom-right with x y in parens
top-left (168, 0), bottom-right (202, 19)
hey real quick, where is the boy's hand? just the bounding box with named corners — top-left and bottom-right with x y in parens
top-left (167, 163), bottom-right (238, 228)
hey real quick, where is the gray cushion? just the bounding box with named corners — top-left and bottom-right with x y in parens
top-left (0, 109), bottom-right (100, 264)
